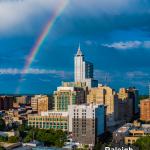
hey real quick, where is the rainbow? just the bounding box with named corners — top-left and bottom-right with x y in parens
top-left (16, 0), bottom-right (68, 93)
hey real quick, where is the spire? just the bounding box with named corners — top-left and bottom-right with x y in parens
top-left (78, 43), bottom-right (80, 50)
top-left (77, 43), bottom-right (83, 56)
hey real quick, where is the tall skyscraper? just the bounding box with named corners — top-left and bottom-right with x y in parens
top-left (74, 45), bottom-right (98, 88)
top-left (74, 45), bottom-right (85, 82)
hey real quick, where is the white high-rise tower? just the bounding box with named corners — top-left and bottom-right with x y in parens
top-left (74, 45), bottom-right (97, 88)
top-left (74, 45), bottom-right (85, 82)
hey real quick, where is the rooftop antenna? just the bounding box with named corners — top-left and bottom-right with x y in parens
top-left (78, 42), bottom-right (80, 50)
top-left (105, 73), bottom-right (110, 86)
top-left (105, 73), bottom-right (107, 86)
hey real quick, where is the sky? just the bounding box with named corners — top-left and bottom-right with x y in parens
top-left (0, 0), bottom-right (150, 94)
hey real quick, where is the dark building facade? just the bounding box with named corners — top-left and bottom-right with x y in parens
top-left (0, 96), bottom-right (14, 110)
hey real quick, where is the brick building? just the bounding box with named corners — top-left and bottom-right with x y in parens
top-left (140, 99), bottom-right (150, 122)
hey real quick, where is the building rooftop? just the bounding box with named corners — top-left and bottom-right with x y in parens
top-left (141, 98), bottom-right (150, 102)
top-left (114, 123), bottom-right (133, 133)
top-left (69, 104), bottom-right (105, 109)
top-left (114, 123), bottom-right (150, 135)
top-left (28, 111), bottom-right (68, 117)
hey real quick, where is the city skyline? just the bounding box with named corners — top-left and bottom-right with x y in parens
top-left (0, 0), bottom-right (150, 94)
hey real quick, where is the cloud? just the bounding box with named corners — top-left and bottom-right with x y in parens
top-left (69, 0), bottom-right (149, 16)
top-left (39, 79), bottom-right (51, 82)
top-left (126, 71), bottom-right (149, 78)
top-left (130, 81), bottom-right (149, 87)
top-left (0, 0), bottom-right (62, 33)
top-left (102, 41), bottom-right (142, 50)
top-left (102, 41), bottom-right (150, 50)
top-left (85, 40), bottom-right (93, 45)
top-left (1, 0), bottom-right (150, 34)
top-left (0, 68), bottom-right (72, 78)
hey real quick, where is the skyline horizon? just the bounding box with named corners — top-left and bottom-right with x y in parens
top-left (0, 44), bottom-right (149, 95)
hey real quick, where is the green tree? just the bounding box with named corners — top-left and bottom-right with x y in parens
top-left (0, 136), bottom-right (7, 142)
top-left (0, 118), bottom-right (5, 131)
top-left (94, 142), bottom-right (103, 150)
top-left (23, 135), bottom-right (32, 143)
top-left (21, 127), bottom-right (67, 147)
top-left (134, 136), bottom-right (150, 150)
top-left (8, 136), bottom-right (19, 143)
top-left (0, 146), bottom-right (5, 150)
top-left (34, 128), bottom-right (67, 147)
top-left (18, 124), bottom-right (32, 139)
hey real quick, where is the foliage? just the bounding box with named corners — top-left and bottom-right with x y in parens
top-left (8, 136), bottom-right (19, 143)
top-left (18, 124), bottom-right (32, 139)
top-left (84, 145), bottom-right (89, 149)
top-left (94, 142), bottom-right (103, 150)
top-left (0, 146), bottom-right (5, 150)
top-left (23, 135), bottom-right (32, 143)
top-left (134, 136), bottom-right (150, 150)
top-left (17, 125), bottom-right (67, 147)
top-left (34, 129), bottom-right (67, 147)
top-left (0, 118), bottom-right (5, 131)
top-left (0, 136), bottom-right (7, 142)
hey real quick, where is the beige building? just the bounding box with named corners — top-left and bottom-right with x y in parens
top-left (62, 81), bottom-right (87, 88)
top-left (113, 123), bottom-right (150, 145)
top-left (31, 96), bottom-right (38, 111)
top-left (15, 96), bottom-right (31, 105)
top-left (118, 88), bottom-right (128, 100)
top-left (87, 87), bottom-right (105, 104)
top-left (31, 95), bottom-right (53, 113)
top-left (124, 127), bottom-right (149, 145)
top-left (87, 85), bottom-right (118, 126)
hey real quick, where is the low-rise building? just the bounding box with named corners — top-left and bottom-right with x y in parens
top-left (28, 111), bottom-right (68, 131)
top-left (124, 124), bottom-right (150, 145)
top-left (113, 123), bottom-right (150, 145)
top-left (113, 123), bottom-right (133, 144)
